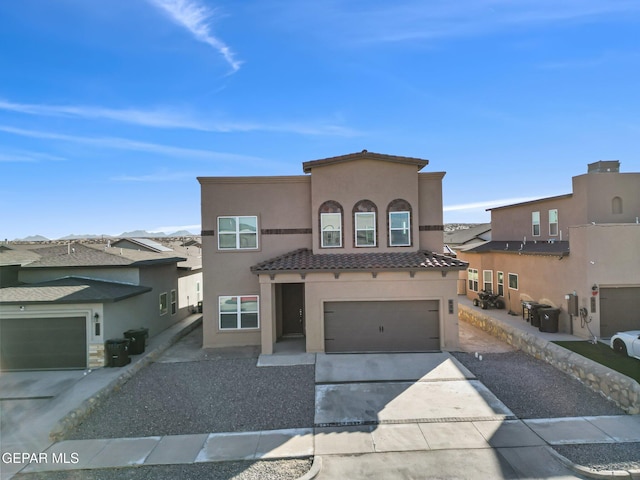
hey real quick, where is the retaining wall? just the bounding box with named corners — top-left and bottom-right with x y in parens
top-left (459, 304), bottom-right (640, 415)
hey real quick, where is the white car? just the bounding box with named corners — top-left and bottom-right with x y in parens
top-left (610, 330), bottom-right (640, 360)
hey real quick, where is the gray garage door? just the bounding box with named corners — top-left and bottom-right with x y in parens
top-left (0, 317), bottom-right (87, 371)
top-left (324, 300), bottom-right (439, 353)
top-left (600, 287), bottom-right (640, 337)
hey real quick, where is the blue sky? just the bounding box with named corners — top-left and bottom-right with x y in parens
top-left (1, 0), bottom-right (639, 240)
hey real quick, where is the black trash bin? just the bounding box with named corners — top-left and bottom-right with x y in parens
top-left (529, 303), bottom-right (551, 328)
top-left (123, 328), bottom-right (149, 355)
top-left (105, 339), bottom-right (131, 367)
top-left (539, 308), bottom-right (560, 333)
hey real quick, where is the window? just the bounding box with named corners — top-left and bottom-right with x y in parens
top-left (497, 272), bottom-right (504, 296)
top-left (508, 273), bottom-right (518, 290)
top-left (468, 268), bottom-right (479, 292)
top-left (483, 270), bottom-right (493, 292)
top-left (612, 196), bottom-right (623, 214)
top-left (219, 295), bottom-right (259, 330)
top-left (532, 211), bottom-right (540, 236)
top-left (353, 200), bottom-right (377, 247)
top-left (549, 209), bottom-right (558, 236)
top-left (159, 292), bottom-right (168, 316)
top-left (319, 201), bottom-right (343, 248)
top-left (387, 199), bottom-right (412, 247)
top-left (218, 216), bottom-right (258, 250)
top-left (196, 281), bottom-right (201, 302)
top-left (171, 289), bottom-right (177, 315)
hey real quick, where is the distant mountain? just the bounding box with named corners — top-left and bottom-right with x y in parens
top-left (119, 230), bottom-right (196, 238)
top-left (17, 235), bottom-right (50, 242)
top-left (58, 234), bottom-right (115, 240)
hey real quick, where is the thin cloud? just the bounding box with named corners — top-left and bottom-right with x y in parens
top-left (0, 150), bottom-right (67, 163)
top-left (444, 197), bottom-right (539, 212)
top-left (0, 124), bottom-right (264, 163)
top-left (146, 0), bottom-right (241, 73)
top-left (0, 99), bottom-right (360, 136)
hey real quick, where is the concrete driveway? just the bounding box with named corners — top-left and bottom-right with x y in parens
top-left (314, 353), bottom-right (514, 426)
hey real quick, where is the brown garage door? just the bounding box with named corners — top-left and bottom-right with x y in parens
top-left (324, 300), bottom-right (439, 353)
top-left (600, 287), bottom-right (640, 337)
top-left (0, 317), bottom-right (87, 371)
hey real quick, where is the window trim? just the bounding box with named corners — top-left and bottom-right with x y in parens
top-left (549, 209), bottom-right (558, 237)
top-left (497, 271), bottom-right (504, 296)
top-left (483, 270), bottom-right (493, 293)
top-left (319, 200), bottom-right (344, 249)
top-left (532, 211), bottom-right (540, 237)
top-left (218, 295), bottom-right (260, 330)
top-left (389, 211), bottom-right (411, 247)
top-left (355, 211), bottom-right (376, 247)
top-left (217, 215), bottom-right (259, 250)
top-left (508, 273), bottom-right (519, 291)
top-left (170, 289), bottom-right (177, 315)
top-left (159, 292), bottom-right (168, 316)
top-left (468, 268), bottom-right (479, 292)
top-left (321, 212), bottom-right (343, 248)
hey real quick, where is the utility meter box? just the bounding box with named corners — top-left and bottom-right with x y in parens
top-left (567, 294), bottom-right (579, 316)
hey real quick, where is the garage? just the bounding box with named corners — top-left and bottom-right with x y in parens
top-left (600, 287), bottom-right (640, 338)
top-left (0, 317), bottom-right (87, 371)
top-left (324, 300), bottom-right (440, 353)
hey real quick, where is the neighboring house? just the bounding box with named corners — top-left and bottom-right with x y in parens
top-left (458, 161), bottom-right (640, 339)
top-left (198, 150), bottom-right (467, 355)
top-left (0, 242), bottom-right (193, 371)
top-left (443, 223), bottom-right (491, 256)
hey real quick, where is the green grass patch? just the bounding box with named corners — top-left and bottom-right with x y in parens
top-left (553, 341), bottom-right (640, 383)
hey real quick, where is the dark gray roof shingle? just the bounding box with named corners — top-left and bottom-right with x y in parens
top-left (0, 277), bottom-right (151, 304)
top-left (462, 240), bottom-right (569, 256)
top-left (251, 248), bottom-right (467, 274)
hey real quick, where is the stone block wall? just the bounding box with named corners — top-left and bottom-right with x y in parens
top-left (459, 303), bottom-right (640, 414)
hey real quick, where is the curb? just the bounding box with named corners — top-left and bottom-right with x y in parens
top-left (547, 446), bottom-right (639, 479)
top-left (49, 316), bottom-right (202, 442)
top-left (296, 456), bottom-right (322, 480)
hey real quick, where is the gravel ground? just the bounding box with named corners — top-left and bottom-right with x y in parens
top-left (13, 459), bottom-right (313, 480)
top-left (452, 350), bottom-right (639, 472)
top-left (66, 357), bottom-right (314, 439)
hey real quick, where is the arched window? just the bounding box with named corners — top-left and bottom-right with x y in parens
top-left (319, 200), bottom-right (343, 248)
top-left (353, 200), bottom-right (377, 247)
top-left (612, 196), bottom-right (623, 215)
top-left (387, 199), bottom-right (412, 247)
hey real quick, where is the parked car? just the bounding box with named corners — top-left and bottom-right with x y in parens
top-left (610, 330), bottom-right (640, 360)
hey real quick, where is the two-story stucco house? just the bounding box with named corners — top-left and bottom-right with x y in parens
top-left (458, 161), bottom-right (640, 339)
top-left (198, 150), bottom-right (467, 355)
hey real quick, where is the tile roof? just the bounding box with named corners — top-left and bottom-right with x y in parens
top-left (302, 150), bottom-right (428, 173)
top-left (251, 248), bottom-right (467, 274)
top-left (0, 277), bottom-right (151, 304)
top-left (461, 240), bottom-right (570, 256)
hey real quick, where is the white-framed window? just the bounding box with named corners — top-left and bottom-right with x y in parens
top-left (219, 295), bottom-right (259, 330)
top-left (321, 212), bottom-right (342, 248)
top-left (218, 216), bottom-right (258, 250)
top-left (355, 212), bottom-right (376, 247)
top-left (497, 271), bottom-right (504, 296)
top-left (549, 209), bottom-right (558, 236)
top-left (170, 289), bottom-right (177, 315)
top-left (532, 211), bottom-right (540, 236)
top-left (483, 270), bottom-right (493, 292)
top-left (468, 268), bottom-right (479, 292)
top-left (159, 292), bottom-right (168, 316)
top-left (389, 211), bottom-right (411, 246)
top-left (508, 273), bottom-right (519, 290)
top-left (196, 281), bottom-right (201, 302)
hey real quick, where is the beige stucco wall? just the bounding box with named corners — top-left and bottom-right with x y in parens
top-left (308, 159), bottom-right (422, 253)
top-left (258, 271), bottom-right (460, 354)
top-left (199, 176), bottom-right (312, 348)
top-left (459, 223), bottom-right (640, 339)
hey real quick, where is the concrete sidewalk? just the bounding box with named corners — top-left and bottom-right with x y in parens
top-left (13, 415), bottom-right (640, 475)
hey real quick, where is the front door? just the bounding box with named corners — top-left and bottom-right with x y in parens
top-left (282, 283), bottom-right (305, 336)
